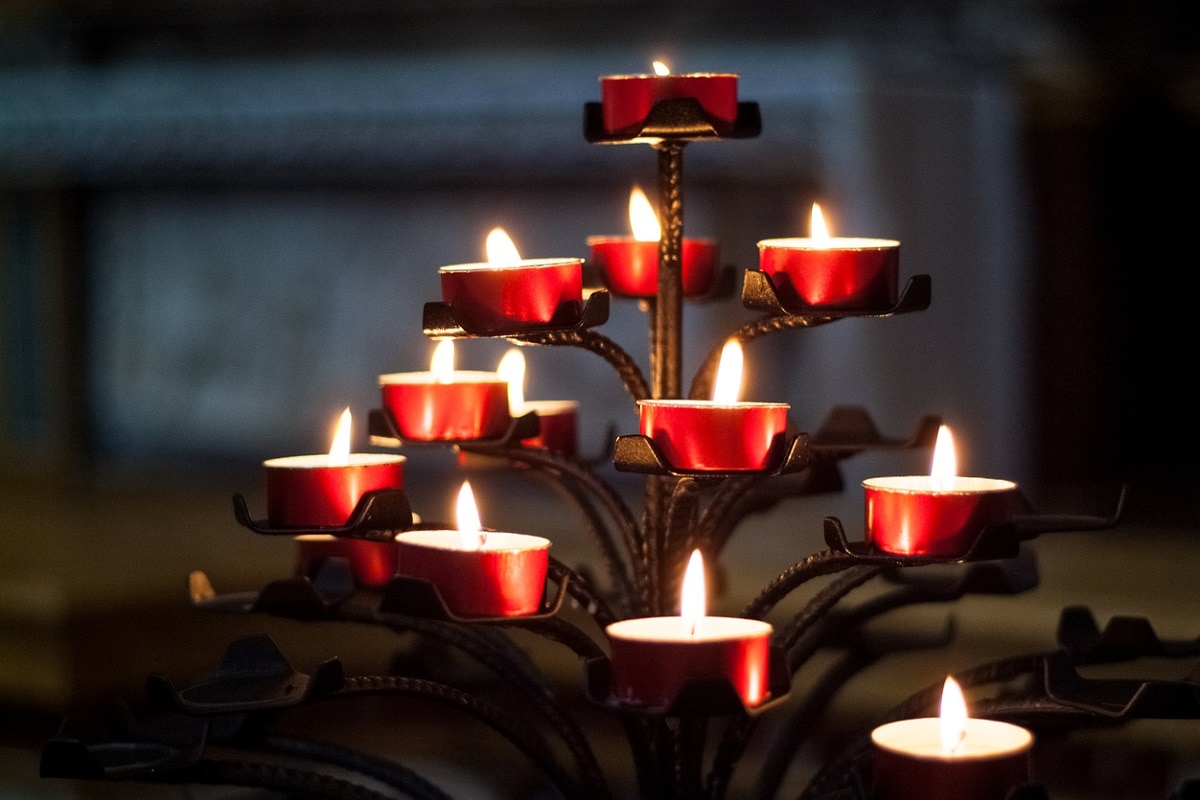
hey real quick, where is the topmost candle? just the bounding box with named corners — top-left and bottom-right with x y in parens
top-left (600, 61), bottom-right (739, 136)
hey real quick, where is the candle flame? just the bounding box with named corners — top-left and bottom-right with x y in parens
top-left (930, 424), bottom-right (958, 489)
top-left (810, 202), bottom-right (831, 243)
top-left (680, 549), bottom-right (706, 636)
top-left (711, 340), bottom-right (744, 404)
top-left (652, 60), bottom-right (671, 76)
top-left (940, 676), bottom-right (969, 754)
top-left (430, 338), bottom-right (455, 381)
top-left (456, 481), bottom-right (485, 550)
top-left (328, 407), bottom-right (352, 466)
top-left (497, 348), bottom-right (527, 413)
top-left (628, 186), bottom-right (661, 242)
top-left (486, 227), bottom-right (522, 264)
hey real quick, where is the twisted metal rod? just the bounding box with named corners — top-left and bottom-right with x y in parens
top-left (141, 757), bottom-right (404, 800)
top-left (548, 557), bottom-right (619, 629)
top-left (689, 315), bottom-right (837, 400)
top-left (742, 551), bottom-right (863, 620)
top-left (513, 329), bottom-right (650, 402)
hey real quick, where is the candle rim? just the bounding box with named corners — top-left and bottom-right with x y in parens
top-left (395, 529), bottom-right (551, 552)
top-left (758, 237), bottom-right (900, 250)
top-left (863, 475), bottom-right (1018, 494)
top-left (522, 399), bottom-right (579, 415)
top-left (379, 370), bottom-right (508, 385)
top-left (606, 616), bottom-right (772, 642)
top-left (638, 399), bottom-right (790, 410)
top-left (586, 235), bottom-right (718, 246)
top-left (871, 717), bottom-right (1033, 760)
top-left (600, 72), bottom-right (739, 80)
top-left (439, 258), bottom-right (584, 273)
top-left (263, 453), bottom-right (406, 469)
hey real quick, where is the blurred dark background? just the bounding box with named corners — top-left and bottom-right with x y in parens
top-left (1, 2), bottom-right (1198, 798)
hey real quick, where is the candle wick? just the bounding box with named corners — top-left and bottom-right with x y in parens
top-left (950, 729), bottom-right (966, 755)
top-left (478, 531), bottom-right (488, 548)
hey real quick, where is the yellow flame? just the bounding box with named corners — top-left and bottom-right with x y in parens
top-left (456, 481), bottom-right (484, 550)
top-left (940, 676), bottom-right (969, 754)
top-left (486, 227), bottom-right (522, 264)
top-left (652, 60), bottom-right (671, 76)
top-left (680, 549), bottom-right (706, 634)
top-left (328, 407), bottom-right (351, 465)
top-left (930, 424), bottom-right (958, 488)
top-left (497, 348), bottom-right (526, 413)
top-left (628, 186), bottom-right (661, 242)
top-left (810, 202), bottom-right (831, 242)
top-left (430, 339), bottom-right (455, 380)
top-left (711, 340), bottom-right (744, 404)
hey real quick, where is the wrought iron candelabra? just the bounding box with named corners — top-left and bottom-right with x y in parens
top-left (39, 79), bottom-right (1196, 800)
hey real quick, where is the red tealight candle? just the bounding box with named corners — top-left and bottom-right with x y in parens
top-left (872, 677), bottom-right (1033, 800)
top-left (600, 60), bottom-right (739, 136)
top-left (588, 186), bottom-right (719, 298)
top-left (863, 425), bottom-right (1019, 557)
top-left (395, 482), bottom-right (550, 617)
top-left (638, 340), bottom-right (789, 471)
top-left (264, 408), bottom-right (406, 528)
top-left (606, 550), bottom-right (773, 709)
top-left (379, 339), bottom-right (511, 441)
top-left (497, 349), bottom-right (578, 459)
top-left (758, 203), bottom-right (900, 310)
top-left (294, 533), bottom-right (398, 589)
top-left (439, 227), bottom-right (583, 334)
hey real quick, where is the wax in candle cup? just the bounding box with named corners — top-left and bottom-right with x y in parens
top-left (638, 399), bottom-right (789, 472)
top-left (605, 617), bottom-right (773, 709)
top-left (294, 533), bottom-right (398, 589)
top-left (379, 371), bottom-right (511, 442)
top-left (587, 237), bottom-right (719, 298)
top-left (520, 399), bottom-right (579, 458)
top-left (439, 258), bottom-right (584, 334)
top-left (871, 717), bottom-right (1033, 800)
top-left (395, 530), bottom-right (551, 618)
top-left (757, 237), bottom-right (900, 310)
top-left (863, 475), bottom-right (1019, 557)
top-left (599, 72), bottom-right (739, 136)
top-left (263, 453), bottom-right (406, 528)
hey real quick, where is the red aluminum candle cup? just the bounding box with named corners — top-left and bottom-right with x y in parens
top-left (600, 73), bottom-right (738, 135)
top-left (439, 259), bottom-right (584, 334)
top-left (294, 534), bottom-right (399, 589)
top-left (379, 372), bottom-right (511, 441)
top-left (757, 238), bottom-right (900, 310)
top-left (871, 718), bottom-right (1033, 800)
top-left (263, 453), bottom-right (406, 528)
top-left (638, 399), bottom-right (789, 472)
top-left (587, 237), bottom-right (719, 297)
top-left (605, 617), bottom-right (773, 709)
top-left (863, 476), bottom-right (1019, 557)
top-left (395, 530), bottom-right (550, 617)
top-left (520, 400), bottom-right (579, 459)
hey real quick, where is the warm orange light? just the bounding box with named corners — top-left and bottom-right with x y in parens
top-left (628, 186), bottom-right (661, 242)
top-left (430, 339), bottom-right (455, 381)
top-left (930, 424), bottom-right (958, 489)
top-left (940, 676), bottom-right (969, 754)
top-left (810, 202), bottom-right (831, 243)
top-left (456, 481), bottom-right (485, 550)
top-left (486, 227), bottom-right (522, 264)
top-left (680, 549), bottom-right (706, 635)
top-left (328, 407), bottom-right (352, 465)
top-left (497, 348), bottom-right (526, 413)
top-left (652, 61), bottom-right (671, 76)
top-left (711, 340), bottom-right (744, 404)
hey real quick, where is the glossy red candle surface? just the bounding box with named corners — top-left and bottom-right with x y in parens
top-left (263, 453), bottom-right (405, 528)
top-left (294, 533), bottom-right (398, 589)
top-left (872, 718), bottom-right (1032, 800)
top-left (863, 476), bottom-right (1019, 557)
top-left (395, 530), bottom-right (550, 617)
top-left (520, 400), bottom-right (579, 459)
top-left (379, 372), bottom-right (511, 441)
top-left (439, 259), bottom-right (584, 334)
top-left (758, 237), bottom-right (900, 310)
top-left (600, 73), bottom-right (738, 135)
top-left (605, 616), bottom-right (773, 709)
top-left (587, 237), bottom-right (719, 297)
top-left (638, 399), bottom-right (789, 472)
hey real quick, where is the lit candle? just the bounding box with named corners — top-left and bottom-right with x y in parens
top-left (379, 339), bottom-right (512, 441)
top-left (438, 227), bottom-right (584, 334)
top-left (587, 185), bottom-right (719, 298)
top-left (263, 408), bottom-right (406, 528)
top-left (757, 202), bottom-right (901, 310)
top-left (863, 425), bottom-right (1019, 557)
top-left (605, 550), bottom-right (774, 709)
top-left (637, 340), bottom-right (789, 471)
top-left (871, 677), bottom-right (1033, 800)
top-left (497, 348), bottom-right (578, 459)
top-left (600, 60), bottom-right (739, 136)
top-left (395, 481), bottom-right (551, 617)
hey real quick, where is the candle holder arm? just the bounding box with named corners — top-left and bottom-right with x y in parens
top-left (775, 565), bottom-right (885, 670)
top-left (232, 488), bottom-right (414, 542)
top-left (739, 270), bottom-right (932, 320)
top-left (510, 328), bottom-right (651, 402)
top-left (547, 556), bottom-right (620, 629)
top-left (741, 550), bottom-right (864, 620)
top-left (1056, 605), bottom-right (1200, 664)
